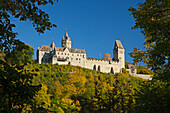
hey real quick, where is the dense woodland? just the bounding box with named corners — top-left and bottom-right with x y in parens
top-left (0, 0), bottom-right (169, 112)
top-left (24, 63), bottom-right (142, 112)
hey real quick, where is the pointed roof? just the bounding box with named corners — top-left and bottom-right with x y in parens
top-left (51, 41), bottom-right (55, 47)
top-left (115, 40), bottom-right (124, 49)
top-left (62, 36), bottom-right (65, 40)
top-left (63, 31), bottom-right (71, 41)
top-left (65, 31), bottom-right (69, 37)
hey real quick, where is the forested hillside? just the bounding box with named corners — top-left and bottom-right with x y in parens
top-left (0, 0), bottom-right (169, 112)
top-left (23, 63), bottom-right (143, 112)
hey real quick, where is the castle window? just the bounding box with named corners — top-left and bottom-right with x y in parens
top-left (61, 53), bottom-right (63, 55)
top-left (72, 54), bottom-right (74, 56)
top-left (68, 53), bottom-right (69, 55)
top-left (77, 54), bottom-right (79, 56)
top-left (58, 52), bottom-right (60, 55)
top-left (79, 58), bottom-right (81, 60)
top-left (76, 58), bottom-right (78, 60)
top-left (65, 53), bottom-right (66, 55)
top-left (83, 55), bottom-right (85, 58)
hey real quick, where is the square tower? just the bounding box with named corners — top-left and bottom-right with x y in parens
top-left (113, 40), bottom-right (125, 68)
top-left (62, 31), bottom-right (71, 48)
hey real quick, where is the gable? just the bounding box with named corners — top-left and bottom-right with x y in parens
top-left (64, 48), bottom-right (70, 53)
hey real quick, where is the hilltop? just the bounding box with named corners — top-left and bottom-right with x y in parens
top-left (23, 63), bottom-right (143, 112)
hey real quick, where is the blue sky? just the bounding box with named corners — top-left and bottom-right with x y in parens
top-left (13, 0), bottom-right (146, 63)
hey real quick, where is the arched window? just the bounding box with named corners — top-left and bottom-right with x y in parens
top-left (111, 67), bottom-right (114, 74)
top-left (98, 66), bottom-right (101, 71)
top-left (93, 65), bottom-right (96, 70)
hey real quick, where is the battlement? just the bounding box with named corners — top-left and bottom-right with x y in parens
top-left (86, 59), bottom-right (119, 64)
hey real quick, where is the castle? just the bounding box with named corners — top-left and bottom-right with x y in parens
top-left (37, 31), bottom-right (125, 74)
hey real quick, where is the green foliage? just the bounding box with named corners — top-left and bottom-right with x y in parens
top-left (135, 81), bottom-right (170, 113)
top-left (128, 0), bottom-right (170, 82)
top-left (34, 84), bottom-right (51, 110)
top-left (0, 0), bottom-right (58, 51)
top-left (137, 65), bottom-right (154, 75)
top-left (0, 0), bottom-right (58, 112)
top-left (0, 59), bottom-right (41, 112)
top-left (5, 40), bottom-right (34, 66)
top-left (128, 0), bottom-right (169, 112)
top-left (24, 63), bottom-right (143, 112)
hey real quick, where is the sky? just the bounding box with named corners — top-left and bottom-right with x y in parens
top-left (13, 0), bottom-right (146, 63)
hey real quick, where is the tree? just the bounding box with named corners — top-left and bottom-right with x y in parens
top-left (135, 80), bottom-right (169, 113)
top-left (128, 0), bottom-right (169, 82)
top-left (34, 84), bottom-right (52, 111)
top-left (0, 59), bottom-right (42, 112)
top-left (0, 0), bottom-right (58, 112)
top-left (6, 40), bottom-right (34, 66)
top-left (0, 0), bottom-right (57, 52)
top-left (128, 0), bottom-right (169, 112)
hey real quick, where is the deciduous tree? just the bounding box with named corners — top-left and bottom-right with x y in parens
top-left (0, 0), bottom-right (58, 112)
top-left (0, 0), bottom-right (57, 51)
top-left (128, 0), bottom-right (169, 81)
top-left (128, 0), bottom-right (169, 112)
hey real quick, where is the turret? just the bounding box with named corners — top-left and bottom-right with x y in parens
top-left (51, 41), bottom-right (55, 50)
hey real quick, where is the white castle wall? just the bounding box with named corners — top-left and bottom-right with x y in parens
top-left (85, 59), bottom-right (121, 74)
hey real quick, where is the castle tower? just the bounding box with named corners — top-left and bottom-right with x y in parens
top-left (113, 40), bottom-right (125, 68)
top-left (62, 31), bottom-right (71, 48)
